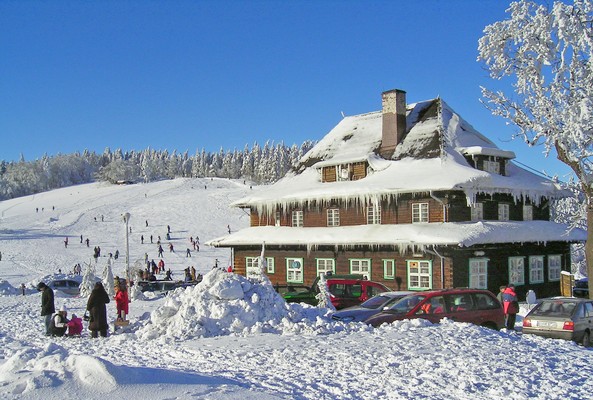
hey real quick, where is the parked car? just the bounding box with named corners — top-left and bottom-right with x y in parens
top-left (49, 279), bottom-right (81, 295)
top-left (522, 297), bottom-right (593, 347)
top-left (364, 288), bottom-right (504, 330)
top-left (331, 291), bottom-right (414, 322)
top-left (137, 280), bottom-right (198, 293)
top-left (274, 284), bottom-right (318, 306)
top-left (276, 274), bottom-right (391, 310)
top-left (573, 278), bottom-right (589, 298)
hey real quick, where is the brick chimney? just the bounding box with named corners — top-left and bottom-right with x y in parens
top-left (380, 89), bottom-right (406, 158)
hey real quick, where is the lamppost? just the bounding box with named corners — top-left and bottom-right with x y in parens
top-left (122, 212), bottom-right (131, 286)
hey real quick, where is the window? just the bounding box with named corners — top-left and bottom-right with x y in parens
top-left (327, 208), bottom-right (340, 227)
top-left (471, 203), bottom-right (483, 221)
top-left (483, 159), bottom-right (500, 174)
top-left (508, 257), bottom-right (525, 286)
top-left (337, 165), bottom-right (350, 181)
top-left (469, 258), bottom-right (488, 289)
top-left (407, 260), bottom-right (432, 290)
top-left (316, 258), bottom-right (335, 276)
top-left (245, 257), bottom-right (260, 279)
top-left (367, 205), bottom-right (382, 225)
top-left (383, 259), bottom-right (395, 280)
top-left (275, 211), bottom-right (281, 226)
top-left (246, 257), bottom-right (274, 277)
top-left (266, 257), bottom-right (275, 274)
top-left (498, 204), bottom-right (510, 221)
top-left (529, 256), bottom-right (544, 283)
top-left (412, 203), bottom-right (429, 223)
top-left (523, 205), bottom-right (533, 221)
top-left (292, 210), bottom-right (303, 227)
top-left (350, 259), bottom-right (371, 279)
top-left (286, 258), bottom-right (304, 283)
top-left (548, 255), bottom-right (561, 281)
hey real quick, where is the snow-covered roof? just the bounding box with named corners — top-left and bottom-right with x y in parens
top-left (233, 98), bottom-right (566, 211)
top-left (207, 221), bottom-right (586, 252)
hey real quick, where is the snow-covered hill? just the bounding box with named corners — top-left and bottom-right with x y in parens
top-left (0, 178), bottom-right (592, 399)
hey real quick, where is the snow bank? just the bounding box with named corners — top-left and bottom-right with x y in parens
top-left (136, 269), bottom-right (369, 341)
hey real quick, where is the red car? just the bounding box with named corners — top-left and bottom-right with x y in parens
top-left (325, 277), bottom-right (391, 309)
top-left (364, 288), bottom-right (504, 330)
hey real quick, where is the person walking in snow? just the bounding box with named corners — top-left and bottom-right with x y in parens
top-left (85, 238), bottom-right (90, 247)
top-left (158, 259), bottom-right (165, 274)
top-left (114, 249), bottom-right (119, 260)
top-left (64, 237), bottom-right (68, 248)
top-left (502, 284), bottom-right (519, 331)
top-left (87, 282), bottom-right (110, 338)
top-left (167, 225), bottom-right (171, 234)
top-left (186, 248), bottom-right (191, 257)
top-left (169, 243), bottom-right (174, 252)
top-left (37, 282), bottom-right (55, 336)
top-left (141, 235), bottom-right (144, 244)
top-left (80, 234), bottom-right (83, 243)
top-left (145, 220), bottom-right (148, 227)
top-left (157, 245), bottom-right (164, 258)
top-left (150, 235), bottom-right (153, 244)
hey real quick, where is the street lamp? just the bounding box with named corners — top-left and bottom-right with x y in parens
top-left (122, 212), bottom-right (131, 287)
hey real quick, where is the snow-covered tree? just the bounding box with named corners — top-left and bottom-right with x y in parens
top-left (315, 273), bottom-right (335, 311)
top-left (478, 0), bottom-right (593, 296)
top-left (80, 260), bottom-right (97, 298)
top-left (102, 257), bottom-right (115, 298)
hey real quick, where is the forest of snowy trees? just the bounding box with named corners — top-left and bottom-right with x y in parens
top-left (0, 141), bottom-right (315, 200)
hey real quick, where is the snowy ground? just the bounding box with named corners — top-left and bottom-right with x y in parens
top-left (0, 178), bottom-right (592, 399)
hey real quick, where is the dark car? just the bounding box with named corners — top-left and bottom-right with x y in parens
top-left (364, 288), bottom-right (504, 330)
top-left (137, 280), bottom-right (198, 293)
top-left (573, 278), bottom-right (589, 298)
top-left (331, 291), bottom-right (414, 322)
top-left (276, 274), bottom-right (391, 310)
top-left (274, 284), bottom-right (318, 306)
top-left (522, 297), bottom-right (593, 347)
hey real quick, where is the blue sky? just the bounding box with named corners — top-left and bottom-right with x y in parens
top-left (0, 0), bottom-right (572, 178)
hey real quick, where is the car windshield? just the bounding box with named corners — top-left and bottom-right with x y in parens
top-left (387, 295), bottom-right (426, 313)
top-left (360, 295), bottom-right (391, 309)
top-left (530, 300), bottom-right (577, 317)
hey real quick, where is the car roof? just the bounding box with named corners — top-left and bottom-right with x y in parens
top-left (403, 288), bottom-right (494, 296)
top-left (540, 297), bottom-right (591, 302)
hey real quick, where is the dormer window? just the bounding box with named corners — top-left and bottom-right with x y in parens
top-left (483, 158), bottom-right (500, 174)
top-left (337, 165), bottom-right (351, 181)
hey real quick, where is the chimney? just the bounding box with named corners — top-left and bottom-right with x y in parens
top-left (380, 89), bottom-right (406, 158)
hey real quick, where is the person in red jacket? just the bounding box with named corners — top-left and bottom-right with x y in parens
top-left (115, 284), bottom-right (129, 321)
top-left (67, 314), bottom-right (83, 336)
top-left (502, 284), bottom-right (519, 331)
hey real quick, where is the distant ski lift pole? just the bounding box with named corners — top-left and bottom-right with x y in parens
top-left (122, 212), bottom-right (131, 287)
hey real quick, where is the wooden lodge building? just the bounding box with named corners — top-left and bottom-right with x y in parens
top-left (208, 89), bottom-right (586, 299)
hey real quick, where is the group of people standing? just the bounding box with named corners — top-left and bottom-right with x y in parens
top-left (37, 278), bottom-right (128, 338)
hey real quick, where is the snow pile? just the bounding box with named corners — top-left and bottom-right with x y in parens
top-left (136, 269), bottom-right (369, 341)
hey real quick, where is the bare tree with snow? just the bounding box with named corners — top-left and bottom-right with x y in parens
top-left (478, 0), bottom-right (593, 297)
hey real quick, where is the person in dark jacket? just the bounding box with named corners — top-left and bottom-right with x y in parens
top-left (49, 305), bottom-right (69, 337)
top-left (87, 282), bottom-right (110, 338)
top-left (37, 282), bottom-right (55, 335)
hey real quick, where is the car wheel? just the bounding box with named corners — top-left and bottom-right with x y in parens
top-left (582, 331), bottom-right (591, 348)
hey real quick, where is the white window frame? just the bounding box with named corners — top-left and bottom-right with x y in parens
top-left (498, 204), bottom-right (510, 221)
top-left (266, 257), bottom-right (275, 274)
top-left (529, 256), bottom-right (544, 284)
top-left (469, 258), bottom-right (488, 289)
top-left (246, 256), bottom-right (274, 277)
top-left (337, 165), bottom-right (350, 181)
top-left (275, 211), bottom-right (281, 226)
top-left (471, 202), bottom-right (484, 221)
top-left (548, 255), bottom-right (561, 282)
top-left (286, 258), bottom-right (304, 283)
top-left (412, 202), bottom-right (429, 223)
top-left (292, 210), bottom-right (303, 227)
top-left (316, 258), bottom-right (335, 277)
top-left (350, 258), bottom-right (371, 279)
top-left (383, 259), bottom-right (395, 280)
top-left (523, 205), bottom-right (533, 221)
top-left (367, 205), bottom-right (382, 225)
top-left (508, 257), bottom-right (525, 286)
top-left (327, 208), bottom-right (340, 227)
top-left (246, 257), bottom-right (260, 279)
top-left (407, 260), bottom-right (432, 290)
top-left (483, 159), bottom-right (500, 174)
